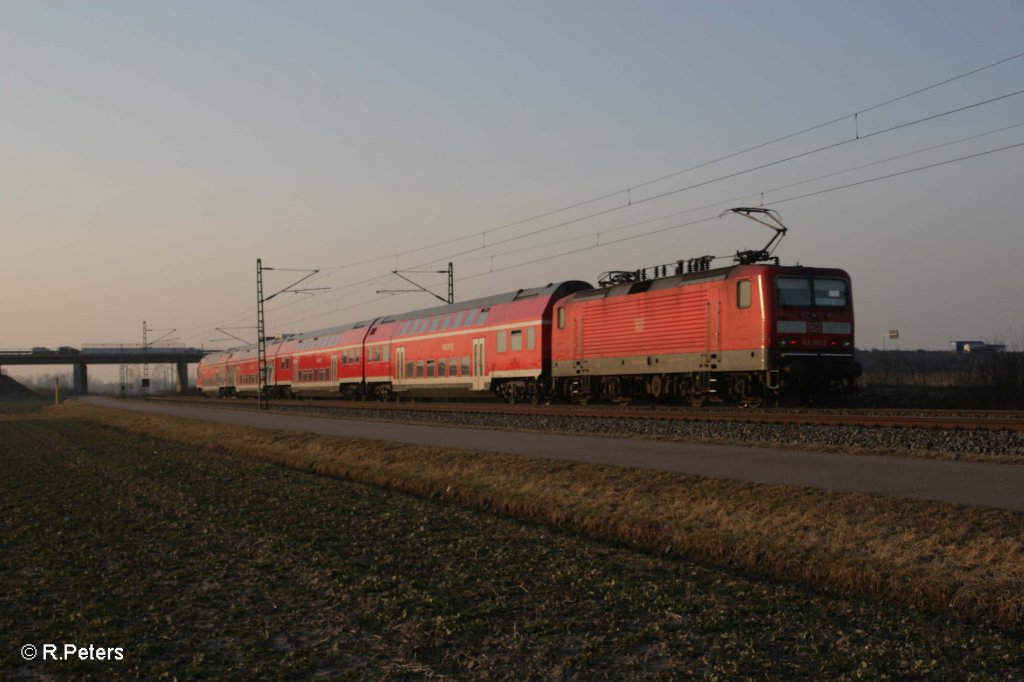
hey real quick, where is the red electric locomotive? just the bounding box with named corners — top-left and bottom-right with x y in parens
top-left (548, 208), bottom-right (860, 404)
top-left (549, 261), bottom-right (859, 405)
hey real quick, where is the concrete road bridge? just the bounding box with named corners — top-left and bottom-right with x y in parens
top-left (0, 345), bottom-right (209, 394)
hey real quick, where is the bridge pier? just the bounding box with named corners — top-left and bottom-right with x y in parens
top-left (73, 363), bottom-right (88, 395)
top-left (176, 362), bottom-right (189, 394)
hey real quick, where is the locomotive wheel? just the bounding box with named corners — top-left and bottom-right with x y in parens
top-left (647, 375), bottom-right (663, 400)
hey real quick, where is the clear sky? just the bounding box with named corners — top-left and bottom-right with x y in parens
top-left (2, 1), bottom-right (1022, 375)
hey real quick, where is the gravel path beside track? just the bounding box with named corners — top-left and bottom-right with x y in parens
top-left (280, 403), bottom-right (1024, 461)
top-left (83, 397), bottom-right (1024, 512)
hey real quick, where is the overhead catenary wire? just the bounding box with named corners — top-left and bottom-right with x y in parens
top-left (255, 137), bottom-right (1024, 336)
top-left (178, 52), bottom-right (1024, 344)
top-left (231, 126), bottom-right (1024, 338)
top-left (398, 89), bottom-right (1024, 274)
top-left (307, 50), bottom-right (1024, 273)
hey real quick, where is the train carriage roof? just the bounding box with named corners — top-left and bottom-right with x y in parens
top-left (199, 281), bottom-right (592, 362)
top-left (375, 280), bottom-right (591, 324)
top-left (567, 266), bottom-right (735, 302)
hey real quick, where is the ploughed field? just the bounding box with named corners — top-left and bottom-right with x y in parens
top-left (2, 403), bottom-right (1024, 680)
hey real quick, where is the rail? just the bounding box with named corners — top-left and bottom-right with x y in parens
top-left (151, 397), bottom-right (1024, 432)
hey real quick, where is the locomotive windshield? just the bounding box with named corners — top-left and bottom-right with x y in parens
top-left (775, 276), bottom-right (847, 307)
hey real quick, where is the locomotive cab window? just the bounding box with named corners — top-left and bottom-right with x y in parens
top-left (557, 307), bottom-right (565, 329)
top-left (737, 280), bottom-right (751, 309)
top-left (776, 276), bottom-right (848, 307)
top-left (813, 278), bottom-right (848, 307)
top-left (775, 277), bottom-right (812, 306)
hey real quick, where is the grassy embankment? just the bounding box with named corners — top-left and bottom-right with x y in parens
top-left (2, 401), bottom-right (1023, 678)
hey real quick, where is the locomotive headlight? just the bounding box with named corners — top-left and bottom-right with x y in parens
top-left (842, 341), bottom-right (851, 349)
top-left (779, 339), bottom-right (788, 347)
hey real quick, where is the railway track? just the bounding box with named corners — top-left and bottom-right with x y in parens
top-left (151, 396), bottom-right (1024, 432)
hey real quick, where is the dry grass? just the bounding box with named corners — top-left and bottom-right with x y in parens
top-left (54, 402), bottom-right (1024, 631)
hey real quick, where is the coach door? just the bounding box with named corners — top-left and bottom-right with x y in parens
top-left (472, 338), bottom-right (486, 391)
top-left (395, 347), bottom-right (405, 382)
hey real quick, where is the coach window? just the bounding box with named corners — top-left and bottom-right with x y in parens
top-left (416, 360), bottom-right (424, 378)
top-left (438, 358), bottom-right (447, 376)
top-left (461, 356), bottom-right (471, 376)
top-left (464, 309), bottom-right (478, 326)
top-left (452, 311), bottom-right (465, 328)
top-left (429, 316), bottom-right (441, 332)
top-left (449, 356), bottom-right (458, 376)
top-left (496, 330), bottom-right (507, 353)
top-left (510, 329), bottom-right (523, 352)
top-left (400, 320), bottom-right (410, 336)
top-left (737, 280), bottom-right (751, 309)
top-left (406, 361), bottom-right (414, 378)
top-left (426, 360), bottom-right (435, 378)
top-left (527, 327), bottom-right (536, 350)
top-left (557, 307), bottom-right (565, 329)
top-left (440, 314), bottom-right (452, 330)
top-left (477, 308), bottom-right (490, 325)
